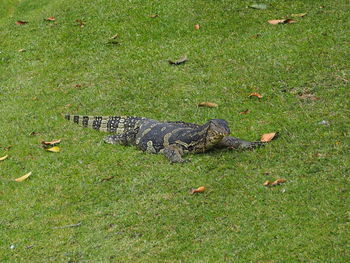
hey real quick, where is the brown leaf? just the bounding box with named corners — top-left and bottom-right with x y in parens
top-left (284, 19), bottom-right (297, 24)
top-left (75, 84), bottom-right (82, 88)
top-left (297, 93), bottom-right (320, 101)
top-left (291, 13), bottom-right (307, 18)
top-left (16, 20), bottom-right (28, 25)
top-left (168, 56), bottom-right (188, 65)
top-left (42, 139), bottom-right (61, 146)
top-left (0, 155), bottom-right (8, 161)
top-left (271, 178), bottom-right (286, 186)
top-left (268, 19), bottom-right (296, 25)
top-left (194, 24), bottom-right (200, 30)
top-left (18, 49), bottom-right (26, 52)
top-left (198, 102), bottom-right (218, 108)
top-left (110, 33), bottom-right (119, 39)
top-left (260, 132), bottom-right (278, 142)
top-left (29, 131), bottom-right (39, 136)
top-left (45, 16), bottom-right (56, 21)
top-left (251, 34), bottom-right (261, 39)
top-left (101, 176), bottom-right (115, 182)
top-left (75, 19), bottom-right (85, 27)
top-left (249, 92), bottom-right (263, 99)
top-left (239, 109), bottom-right (250, 114)
top-left (263, 180), bottom-right (271, 186)
top-left (149, 14), bottom-right (159, 18)
top-left (190, 186), bottom-right (206, 194)
top-left (15, 172), bottom-right (32, 182)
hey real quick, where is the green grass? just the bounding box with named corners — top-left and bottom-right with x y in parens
top-left (1, 0), bottom-right (349, 262)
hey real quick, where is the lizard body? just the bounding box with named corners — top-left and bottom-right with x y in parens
top-left (65, 115), bottom-right (264, 163)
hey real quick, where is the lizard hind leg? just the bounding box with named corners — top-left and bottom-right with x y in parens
top-left (104, 134), bottom-right (129, 146)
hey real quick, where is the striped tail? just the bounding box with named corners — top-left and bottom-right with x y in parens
top-left (65, 114), bottom-right (144, 134)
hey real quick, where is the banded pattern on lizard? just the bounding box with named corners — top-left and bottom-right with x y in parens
top-left (65, 115), bottom-right (265, 163)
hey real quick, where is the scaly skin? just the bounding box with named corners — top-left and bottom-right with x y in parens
top-left (65, 115), bottom-right (265, 163)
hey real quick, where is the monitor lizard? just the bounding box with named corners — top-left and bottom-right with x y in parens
top-left (65, 115), bottom-right (265, 163)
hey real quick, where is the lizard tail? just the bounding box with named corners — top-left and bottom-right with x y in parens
top-left (65, 114), bottom-right (144, 133)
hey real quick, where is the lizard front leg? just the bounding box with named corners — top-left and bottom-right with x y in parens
top-left (216, 136), bottom-right (266, 150)
top-left (163, 145), bottom-right (188, 163)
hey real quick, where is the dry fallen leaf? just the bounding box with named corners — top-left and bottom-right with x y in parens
top-left (149, 14), bottom-right (159, 18)
top-left (110, 33), bottom-right (119, 39)
top-left (260, 132), bottom-right (278, 142)
top-left (46, 146), bottom-right (60, 152)
top-left (29, 131), bottom-right (39, 136)
top-left (249, 92), bottom-right (263, 99)
top-left (45, 16), bottom-right (56, 21)
top-left (268, 19), bottom-right (296, 25)
top-left (239, 109), bottom-right (250, 114)
top-left (15, 172), bottom-right (32, 182)
top-left (249, 4), bottom-right (267, 10)
top-left (101, 176), bottom-right (115, 182)
top-left (263, 180), bottom-right (271, 186)
top-left (251, 33), bottom-right (261, 39)
top-left (168, 56), bottom-right (188, 65)
top-left (271, 178), bottom-right (286, 186)
top-left (194, 24), bottom-right (200, 30)
top-left (18, 49), bottom-right (26, 52)
top-left (298, 93), bottom-right (320, 101)
top-left (198, 102), bottom-right (218, 108)
top-left (291, 13), bottom-right (307, 18)
top-left (16, 20), bottom-right (28, 25)
top-left (75, 19), bottom-right (85, 27)
top-left (42, 139), bottom-right (61, 146)
top-left (190, 186), bottom-right (206, 194)
top-left (0, 155), bottom-right (8, 161)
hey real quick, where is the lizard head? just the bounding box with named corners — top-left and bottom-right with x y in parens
top-left (205, 119), bottom-right (231, 146)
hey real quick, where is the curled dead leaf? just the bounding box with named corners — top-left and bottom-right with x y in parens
top-left (18, 49), bottom-right (26, 52)
top-left (248, 4), bottom-right (267, 10)
top-left (15, 172), bottom-right (32, 182)
top-left (268, 19), bottom-right (296, 25)
top-left (45, 17), bottom-right (56, 21)
top-left (168, 56), bottom-right (188, 65)
top-left (16, 20), bottom-right (28, 25)
top-left (198, 102), bottom-right (218, 108)
top-left (0, 155), bottom-right (8, 161)
top-left (75, 19), bottom-right (85, 27)
top-left (260, 132), bottom-right (278, 142)
top-left (46, 146), bottom-right (60, 152)
top-left (101, 176), bottom-right (115, 182)
top-left (239, 109), bottom-right (250, 114)
top-left (194, 24), bottom-right (200, 30)
top-left (42, 139), bottom-right (61, 146)
top-left (251, 34), bottom-right (261, 39)
top-left (110, 33), bottom-right (119, 39)
top-left (249, 92), bottom-right (263, 99)
top-left (190, 186), bottom-right (206, 194)
top-left (271, 178), bottom-right (286, 186)
top-left (297, 93), bottom-right (320, 101)
top-left (149, 14), bottom-right (159, 18)
top-left (263, 180), bottom-right (271, 186)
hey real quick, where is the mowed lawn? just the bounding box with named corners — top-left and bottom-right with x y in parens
top-left (0, 0), bottom-right (349, 262)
